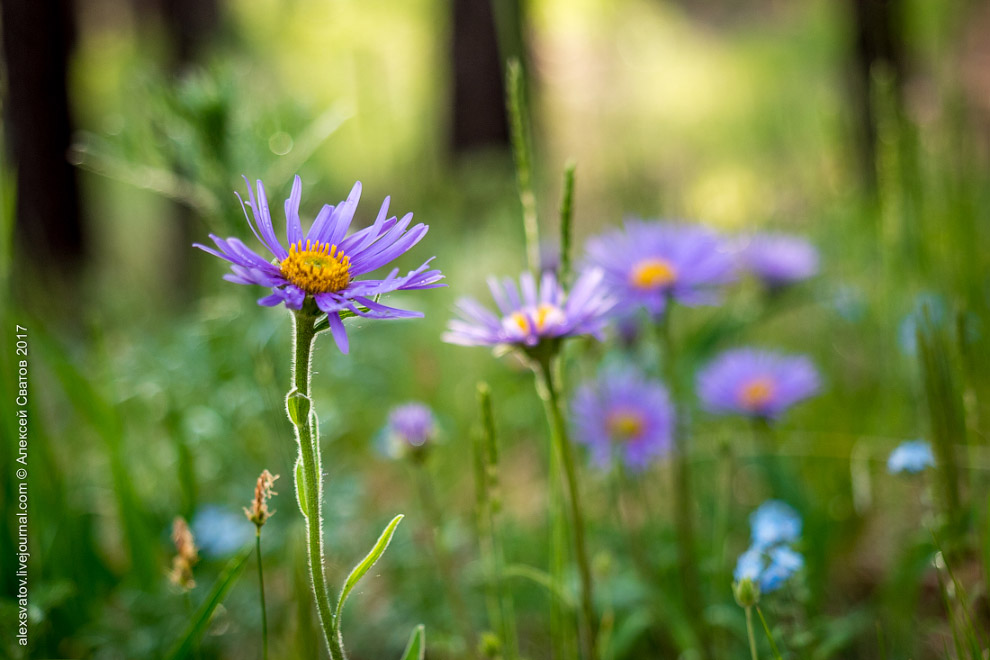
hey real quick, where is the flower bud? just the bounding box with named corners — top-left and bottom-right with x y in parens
top-left (733, 577), bottom-right (760, 608)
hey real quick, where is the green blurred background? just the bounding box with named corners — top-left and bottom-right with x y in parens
top-left (2, 0), bottom-right (990, 658)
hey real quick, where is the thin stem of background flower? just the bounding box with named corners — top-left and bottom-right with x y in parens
top-left (656, 305), bottom-right (711, 659)
top-left (256, 528), bottom-right (269, 660)
top-left (534, 357), bottom-right (597, 659)
top-left (289, 306), bottom-right (340, 658)
top-left (745, 606), bottom-right (759, 660)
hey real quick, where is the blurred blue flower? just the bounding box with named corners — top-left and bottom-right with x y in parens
top-left (191, 505), bottom-right (253, 558)
top-left (443, 269), bottom-right (615, 349)
top-left (760, 546), bottom-right (804, 592)
top-left (736, 233), bottom-right (819, 288)
top-left (697, 348), bottom-right (821, 419)
top-left (585, 220), bottom-right (736, 318)
top-left (571, 367), bottom-right (674, 471)
top-left (195, 175), bottom-right (445, 353)
top-left (887, 440), bottom-right (935, 474)
top-left (831, 284), bottom-right (867, 322)
top-left (750, 500), bottom-right (802, 549)
top-left (734, 546), bottom-right (764, 582)
top-left (734, 500), bottom-right (804, 594)
top-left (897, 292), bottom-right (947, 357)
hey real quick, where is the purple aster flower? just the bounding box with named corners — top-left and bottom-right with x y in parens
top-left (195, 175), bottom-right (445, 353)
top-left (443, 269), bottom-right (615, 350)
top-left (887, 440), bottom-right (935, 474)
top-left (750, 500), bottom-right (802, 549)
top-left (584, 220), bottom-right (736, 317)
top-left (696, 348), bottom-right (821, 419)
top-left (736, 233), bottom-right (819, 288)
top-left (385, 402), bottom-right (437, 458)
top-left (571, 367), bottom-right (674, 470)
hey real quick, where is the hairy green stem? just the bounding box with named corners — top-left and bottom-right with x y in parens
top-left (535, 358), bottom-right (597, 659)
top-left (256, 529), bottom-right (269, 660)
top-left (290, 308), bottom-right (340, 658)
top-left (745, 606), bottom-right (759, 660)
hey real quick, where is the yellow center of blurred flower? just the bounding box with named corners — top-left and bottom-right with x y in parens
top-left (508, 303), bottom-right (565, 334)
top-left (739, 377), bottom-right (775, 410)
top-left (607, 410), bottom-right (645, 441)
top-left (629, 258), bottom-right (677, 290)
top-left (281, 240), bottom-right (351, 294)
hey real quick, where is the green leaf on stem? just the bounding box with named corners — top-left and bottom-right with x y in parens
top-left (398, 624), bottom-right (426, 660)
top-left (294, 458), bottom-right (309, 519)
top-left (286, 389), bottom-right (312, 427)
top-left (334, 514), bottom-right (405, 625)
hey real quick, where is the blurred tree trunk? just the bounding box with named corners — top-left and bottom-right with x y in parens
top-left (451, 0), bottom-right (512, 152)
top-left (2, 0), bottom-right (85, 284)
top-left (156, 0), bottom-right (219, 67)
top-left (132, 0), bottom-right (219, 303)
top-left (847, 0), bottom-right (906, 194)
top-left (162, 0), bottom-right (218, 304)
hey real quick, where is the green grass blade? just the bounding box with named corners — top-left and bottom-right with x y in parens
top-left (503, 563), bottom-right (575, 610)
top-left (166, 546), bottom-right (252, 660)
top-left (335, 514), bottom-right (405, 624)
top-left (756, 606), bottom-right (784, 660)
top-left (399, 624), bottom-right (426, 660)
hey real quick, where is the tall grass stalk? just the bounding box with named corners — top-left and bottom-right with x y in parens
top-left (558, 163), bottom-right (576, 284)
top-left (915, 305), bottom-right (967, 540)
top-left (506, 58), bottom-right (540, 275)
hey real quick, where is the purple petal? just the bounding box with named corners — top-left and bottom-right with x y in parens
top-left (326, 312), bottom-right (350, 354)
top-left (285, 175), bottom-right (303, 247)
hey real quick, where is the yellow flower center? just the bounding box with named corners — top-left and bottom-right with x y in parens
top-left (607, 410), bottom-right (645, 441)
top-left (508, 303), bottom-right (565, 334)
top-left (739, 377), bottom-right (775, 410)
top-left (629, 258), bottom-right (678, 290)
top-left (280, 240), bottom-right (351, 294)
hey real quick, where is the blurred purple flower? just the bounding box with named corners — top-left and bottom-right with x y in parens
top-left (737, 233), bottom-right (819, 288)
top-left (195, 175), bottom-right (444, 353)
top-left (571, 367), bottom-right (674, 470)
top-left (585, 220), bottom-right (735, 317)
top-left (385, 402), bottom-right (437, 457)
top-left (887, 440), bottom-right (935, 474)
top-left (697, 348), bottom-right (821, 419)
top-left (443, 269), bottom-right (615, 349)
